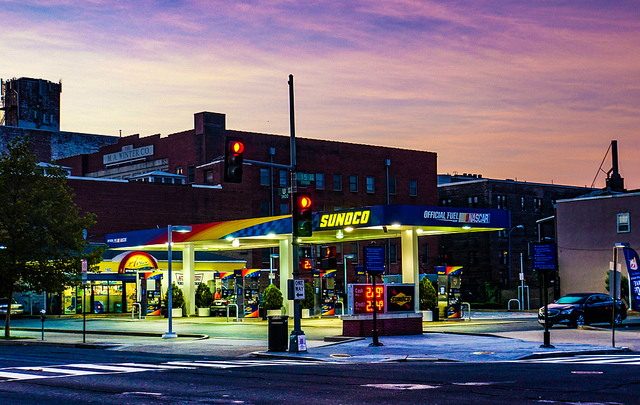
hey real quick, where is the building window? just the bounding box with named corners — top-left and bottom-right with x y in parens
top-left (173, 178), bottom-right (182, 185)
top-left (500, 250), bottom-right (508, 265)
top-left (389, 178), bottom-right (396, 195)
top-left (468, 196), bottom-right (478, 208)
top-left (469, 251), bottom-right (479, 265)
top-left (333, 174), bottom-right (342, 191)
top-left (497, 195), bottom-right (507, 209)
top-left (204, 170), bottom-right (213, 184)
top-left (409, 180), bottom-right (417, 196)
top-left (520, 197), bottom-right (526, 210)
top-left (533, 198), bottom-right (542, 213)
top-left (350, 175), bottom-right (358, 192)
top-left (389, 244), bottom-right (398, 264)
top-left (618, 213), bottom-right (630, 233)
top-left (441, 199), bottom-right (452, 207)
top-left (187, 166), bottom-right (195, 183)
top-left (261, 201), bottom-right (270, 217)
top-left (280, 203), bottom-right (289, 215)
top-left (366, 176), bottom-right (375, 193)
top-left (260, 168), bottom-right (270, 186)
top-left (279, 170), bottom-right (288, 187)
top-left (175, 166), bottom-right (183, 176)
top-left (316, 173), bottom-right (325, 190)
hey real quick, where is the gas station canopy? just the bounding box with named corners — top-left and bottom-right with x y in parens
top-left (105, 205), bottom-right (510, 251)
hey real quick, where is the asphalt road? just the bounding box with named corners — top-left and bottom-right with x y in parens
top-left (0, 345), bottom-right (639, 404)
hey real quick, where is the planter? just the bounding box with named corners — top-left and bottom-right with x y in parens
top-left (171, 307), bottom-right (183, 318)
top-left (267, 309), bottom-right (282, 317)
top-left (421, 310), bottom-right (433, 321)
top-left (197, 307), bottom-right (210, 317)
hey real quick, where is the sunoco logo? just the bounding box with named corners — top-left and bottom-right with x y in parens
top-left (390, 292), bottom-right (412, 307)
top-left (319, 210), bottom-right (370, 229)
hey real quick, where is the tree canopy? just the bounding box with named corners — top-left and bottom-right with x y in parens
top-left (0, 136), bottom-right (102, 337)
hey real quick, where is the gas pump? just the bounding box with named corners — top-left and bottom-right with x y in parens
top-left (436, 266), bottom-right (463, 319)
top-left (139, 271), bottom-right (163, 316)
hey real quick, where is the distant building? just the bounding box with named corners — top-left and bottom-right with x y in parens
top-left (556, 191), bottom-right (640, 299)
top-left (438, 174), bottom-right (594, 306)
top-left (1, 77), bottom-right (119, 161)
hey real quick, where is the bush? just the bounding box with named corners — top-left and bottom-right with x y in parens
top-left (262, 284), bottom-right (283, 310)
top-left (164, 282), bottom-right (185, 309)
top-left (419, 277), bottom-right (438, 310)
top-left (301, 282), bottom-right (315, 310)
top-left (195, 283), bottom-right (213, 309)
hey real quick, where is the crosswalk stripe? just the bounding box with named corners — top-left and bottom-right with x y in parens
top-left (14, 366), bottom-right (98, 376)
top-left (63, 364), bottom-right (159, 372)
top-left (0, 371), bottom-right (49, 381)
top-left (517, 355), bottom-right (640, 365)
top-left (117, 362), bottom-right (195, 370)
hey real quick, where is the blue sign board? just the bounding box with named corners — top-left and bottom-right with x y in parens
top-left (532, 243), bottom-right (556, 271)
top-left (364, 245), bottom-right (386, 274)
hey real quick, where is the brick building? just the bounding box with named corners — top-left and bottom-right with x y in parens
top-left (59, 111), bottom-right (440, 291)
top-left (437, 174), bottom-right (594, 306)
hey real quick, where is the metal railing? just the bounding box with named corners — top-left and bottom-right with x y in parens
top-left (461, 302), bottom-right (471, 321)
top-left (226, 304), bottom-right (239, 322)
top-left (335, 301), bottom-right (344, 318)
top-left (508, 299), bottom-right (521, 311)
top-left (132, 303), bottom-right (142, 320)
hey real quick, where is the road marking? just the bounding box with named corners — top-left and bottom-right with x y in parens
top-left (362, 383), bottom-right (439, 390)
top-left (517, 355), bottom-right (640, 365)
top-left (166, 359), bottom-right (317, 369)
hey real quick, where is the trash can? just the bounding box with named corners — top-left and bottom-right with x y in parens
top-left (268, 315), bottom-right (289, 352)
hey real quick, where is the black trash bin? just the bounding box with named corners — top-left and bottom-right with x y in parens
top-left (268, 315), bottom-right (289, 352)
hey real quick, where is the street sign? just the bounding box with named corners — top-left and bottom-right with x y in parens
top-left (293, 279), bottom-right (305, 300)
top-left (296, 172), bottom-right (315, 186)
top-left (364, 245), bottom-right (386, 274)
top-left (278, 187), bottom-right (291, 199)
top-left (532, 243), bottom-right (556, 271)
top-left (81, 259), bottom-right (88, 284)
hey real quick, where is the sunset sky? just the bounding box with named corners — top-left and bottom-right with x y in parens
top-left (2, 1), bottom-right (639, 189)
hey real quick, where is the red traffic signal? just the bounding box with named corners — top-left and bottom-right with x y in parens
top-left (224, 136), bottom-right (244, 183)
top-left (293, 192), bottom-right (313, 237)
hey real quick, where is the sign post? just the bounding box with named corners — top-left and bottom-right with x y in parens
top-left (364, 245), bottom-right (386, 347)
top-left (532, 243), bottom-right (556, 348)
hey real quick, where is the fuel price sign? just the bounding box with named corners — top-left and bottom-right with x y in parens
top-left (352, 284), bottom-right (385, 314)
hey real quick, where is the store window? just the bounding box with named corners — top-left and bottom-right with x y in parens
top-left (333, 174), bottom-right (342, 191)
top-left (260, 168), bottom-right (270, 186)
top-left (261, 201), bottom-right (270, 217)
top-left (187, 165), bottom-right (195, 183)
top-left (421, 244), bottom-right (429, 265)
top-left (497, 195), bottom-right (507, 209)
top-left (409, 180), bottom-right (417, 196)
top-left (389, 244), bottom-right (398, 264)
top-left (316, 173), bottom-right (325, 190)
top-left (350, 175), bottom-right (358, 192)
top-left (389, 178), bottom-right (397, 195)
top-left (279, 169), bottom-right (288, 187)
top-left (204, 170), bottom-right (214, 184)
top-left (618, 213), bottom-right (630, 233)
top-left (366, 176), bottom-right (375, 193)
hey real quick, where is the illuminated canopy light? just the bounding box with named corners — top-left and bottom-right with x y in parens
top-left (232, 239), bottom-right (240, 247)
top-left (391, 223), bottom-right (401, 228)
top-left (462, 226), bottom-right (472, 230)
top-left (344, 227), bottom-right (354, 232)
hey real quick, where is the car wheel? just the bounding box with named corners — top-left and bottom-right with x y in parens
top-left (614, 314), bottom-right (624, 325)
top-left (575, 314), bottom-right (585, 327)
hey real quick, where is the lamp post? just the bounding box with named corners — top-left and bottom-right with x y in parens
top-left (162, 225), bottom-right (192, 339)
top-left (508, 225), bottom-right (524, 289)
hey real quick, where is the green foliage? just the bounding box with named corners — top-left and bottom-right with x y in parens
top-left (195, 282), bottom-right (213, 308)
top-left (419, 277), bottom-right (438, 310)
top-left (164, 282), bottom-right (185, 309)
top-left (262, 284), bottom-right (283, 310)
top-left (481, 281), bottom-right (501, 303)
top-left (301, 282), bottom-right (315, 310)
top-left (0, 136), bottom-right (97, 337)
top-left (605, 272), bottom-right (629, 305)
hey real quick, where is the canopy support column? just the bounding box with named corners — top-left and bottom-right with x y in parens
top-left (182, 243), bottom-right (195, 316)
top-left (401, 227), bottom-right (420, 312)
top-left (279, 236), bottom-right (294, 316)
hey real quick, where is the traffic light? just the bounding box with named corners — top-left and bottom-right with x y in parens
top-left (320, 246), bottom-right (337, 270)
top-left (224, 136), bottom-right (244, 183)
top-left (293, 192), bottom-right (313, 237)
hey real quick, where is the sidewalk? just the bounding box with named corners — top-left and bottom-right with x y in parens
top-left (1, 312), bottom-right (633, 362)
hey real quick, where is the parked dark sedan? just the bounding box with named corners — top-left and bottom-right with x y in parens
top-left (538, 293), bottom-right (627, 328)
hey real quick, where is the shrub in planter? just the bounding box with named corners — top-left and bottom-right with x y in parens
top-left (195, 283), bottom-right (213, 309)
top-left (419, 277), bottom-right (438, 310)
top-left (164, 282), bottom-right (185, 309)
top-left (262, 284), bottom-right (283, 310)
top-left (301, 282), bottom-right (314, 310)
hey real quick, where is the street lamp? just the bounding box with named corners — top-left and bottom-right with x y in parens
top-left (162, 225), bottom-right (192, 339)
top-left (508, 225), bottom-right (524, 289)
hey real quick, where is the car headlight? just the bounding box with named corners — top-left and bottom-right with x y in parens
top-left (560, 308), bottom-right (574, 315)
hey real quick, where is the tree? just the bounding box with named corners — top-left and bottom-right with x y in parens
top-left (195, 282), bottom-right (213, 309)
top-left (301, 282), bottom-right (315, 310)
top-left (419, 277), bottom-right (438, 310)
top-left (262, 284), bottom-right (283, 310)
top-left (0, 136), bottom-right (99, 338)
